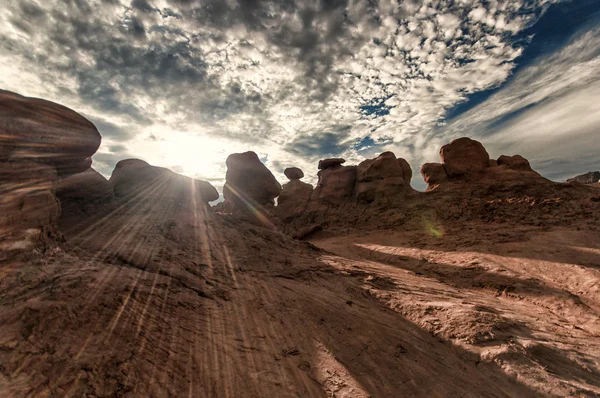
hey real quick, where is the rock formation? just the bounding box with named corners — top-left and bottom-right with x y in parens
top-left (440, 137), bottom-right (489, 177)
top-left (355, 152), bottom-right (412, 202)
top-left (0, 90), bottom-right (101, 252)
top-left (313, 164), bottom-right (357, 206)
top-left (56, 168), bottom-right (113, 204)
top-left (420, 163), bottom-right (448, 190)
top-left (567, 171), bottom-right (600, 184)
top-left (109, 159), bottom-right (218, 204)
top-left (278, 167), bottom-right (313, 218)
top-left (223, 151), bottom-right (281, 210)
top-left (318, 158), bottom-right (345, 170)
top-left (497, 155), bottom-right (532, 171)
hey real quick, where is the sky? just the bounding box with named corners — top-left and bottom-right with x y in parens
top-left (0, 0), bottom-right (598, 194)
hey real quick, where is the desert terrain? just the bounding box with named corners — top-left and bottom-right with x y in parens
top-left (1, 90), bottom-right (600, 397)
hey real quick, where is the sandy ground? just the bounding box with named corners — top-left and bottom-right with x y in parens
top-left (1, 192), bottom-right (599, 397)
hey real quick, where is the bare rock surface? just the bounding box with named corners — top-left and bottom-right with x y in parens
top-left (57, 168), bottom-right (113, 203)
top-left (109, 158), bottom-right (218, 203)
top-left (284, 167), bottom-right (304, 180)
top-left (497, 154), bottom-right (533, 171)
top-left (355, 152), bottom-right (411, 202)
top-left (224, 151), bottom-right (281, 209)
top-left (440, 137), bottom-right (490, 177)
top-left (567, 171), bottom-right (600, 184)
top-left (421, 162), bottom-right (448, 190)
top-left (318, 158), bottom-right (345, 170)
top-left (277, 179), bottom-right (313, 218)
top-left (312, 165), bottom-right (357, 206)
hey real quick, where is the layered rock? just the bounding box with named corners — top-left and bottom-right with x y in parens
top-left (278, 167), bottom-right (313, 218)
top-left (0, 90), bottom-right (101, 177)
top-left (318, 158), bottom-right (345, 170)
top-left (440, 137), bottom-right (489, 177)
top-left (0, 91), bottom-right (101, 253)
top-left (355, 152), bottom-right (412, 202)
top-left (109, 159), bottom-right (218, 204)
top-left (567, 171), bottom-right (600, 185)
top-left (223, 152), bottom-right (281, 210)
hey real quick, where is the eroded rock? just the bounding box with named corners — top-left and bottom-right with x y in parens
top-left (284, 167), bottom-right (304, 180)
top-left (566, 171), bottom-right (600, 184)
top-left (497, 155), bottom-right (532, 171)
top-left (313, 165), bottom-right (357, 206)
top-left (318, 158), bottom-right (345, 170)
top-left (356, 152), bottom-right (411, 202)
top-left (440, 137), bottom-right (489, 177)
top-left (57, 168), bottom-right (113, 204)
top-left (278, 179), bottom-right (313, 218)
top-left (421, 163), bottom-right (448, 190)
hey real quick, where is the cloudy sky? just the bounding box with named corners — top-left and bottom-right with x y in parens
top-left (1, 0), bottom-right (598, 193)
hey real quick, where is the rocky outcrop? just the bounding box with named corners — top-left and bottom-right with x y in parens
top-left (355, 152), bottom-right (412, 202)
top-left (278, 180), bottom-right (313, 218)
top-left (223, 152), bottom-right (281, 210)
top-left (497, 155), bottom-right (532, 171)
top-left (0, 91), bottom-right (102, 253)
top-left (567, 171), bottom-right (600, 185)
top-left (57, 168), bottom-right (113, 204)
top-left (0, 90), bottom-right (101, 177)
top-left (284, 167), bottom-right (304, 180)
top-left (440, 137), bottom-right (489, 177)
top-left (313, 165), bottom-right (357, 206)
top-left (318, 158), bottom-right (345, 170)
top-left (421, 163), bottom-right (448, 190)
top-left (109, 159), bottom-right (218, 204)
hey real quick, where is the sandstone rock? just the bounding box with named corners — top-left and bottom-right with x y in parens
top-left (356, 152), bottom-right (409, 202)
top-left (440, 137), bottom-right (489, 177)
top-left (497, 155), bottom-right (532, 171)
top-left (0, 161), bottom-right (60, 247)
top-left (0, 90), bottom-right (101, 177)
top-left (397, 158), bottom-right (413, 184)
top-left (213, 199), bottom-right (235, 214)
top-left (224, 152), bottom-right (281, 208)
top-left (313, 165), bottom-right (357, 205)
top-left (421, 163), bottom-right (448, 190)
top-left (284, 167), bottom-right (304, 180)
top-left (566, 171), bottom-right (600, 184)
top-left (109, 159), bottom-right (218, 203)
top-left (278, 179), bottom-right (313, 218)
top-left (56, 168), bottom-right (113, 203)
top-left (489, 159), bottom-right (498, 167)
top-left (318, 158), bottom-right (345, 170)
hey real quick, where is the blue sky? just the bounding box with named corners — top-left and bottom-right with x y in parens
top-left (0, 0), bottom-right (598, 193)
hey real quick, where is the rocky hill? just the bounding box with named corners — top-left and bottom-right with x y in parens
top-left (1, 90), bottom-right (599, 397)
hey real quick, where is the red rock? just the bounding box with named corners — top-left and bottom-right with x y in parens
top-left (278, 179), bottom-right (313, 218)
top-left (356, 152), bottom-right (410, 202)
top-left (421, 163), bottom-right (448, 190)
top-left (440, 137), bottom-right (489, 177)
top-left (318, 158), bottom-right (345, 170)
top-left (397, 157), bottom-right (413, 184)
top-left (292, 224), bottom-right (322, 240)
top-left (284, 167), bottom-right (304, 180)
top-left (489, 159), bottom-right (498, 167)
top-left (497, 155), bottom-right (532, 171)
top-left (313, 165), bottom-right (357, 205)
top-left (0, 90), bottom-right (101, 177)
top-left (109, 159), bottom-right (218, 203)
top-left (224, 152), bottom-right (281, 208)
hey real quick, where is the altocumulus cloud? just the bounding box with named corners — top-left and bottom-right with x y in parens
top-left (0, 0), bottom-right (597, 192)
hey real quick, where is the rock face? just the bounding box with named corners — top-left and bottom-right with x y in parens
top-left (0, 90), bottom-right (101, 177)
top-left (421, 163), bottom-right (448, 190)
top-left (109, 159), bottom-right (218, 203)
top-left (497, 155), bottom-right (532, 171)
top-left (0, 91), bottom-right (102, 253)
top-left (313, 165), bottom-right (357, 206)
top-left (56, 168), bottom-right (113, 204)
top-left (356, 152), bottom-right (412, 202)
top-left (284, 167), bottom-right (304, 180)
top-left (567, 171), bottom-right (600, 184)
top-left (278, 179), bottom-right (313, 217)
top-left (440, 137), bottom-right (489, 177)
top-left (224, 152), bottom-right (281, 209)
top-left (318, 158), bottom-right (345, 170)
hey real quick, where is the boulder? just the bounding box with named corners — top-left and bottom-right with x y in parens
top-left (109, 159), bottom-right (218, 203)
top-left (56, 168), bottom-right (113, 203)
top-left (318, 158), bottom-right (345, 170)
top-left (397, 157), bottom-right (413, 184)
top-left (313, 165), bottom-right (357, 205)
top-left (497, 155), bottom-right (532, 171)
top-left (284, 167), bottom-right (304, 180)
top-left (566, 171), bottom-right (600, 185)
top-left (277, 179), bottom-right (313, 217)
top-left (0, 90), bottom-right (101, 177)
top-left (440, 137), bottom-right (489, 177)
top-left (355, 152), bottom-right (410, 202)
top-left (224, 152), bottom-right (281, 208)
top-left (421, 163), bottom-right (448, 190)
